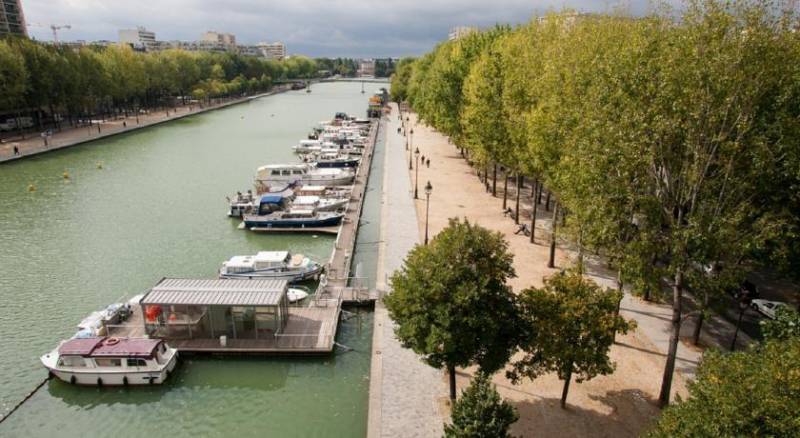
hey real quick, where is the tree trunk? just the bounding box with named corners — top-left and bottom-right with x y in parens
top-left (492, 164), bottom-right (497, 196)
top-left (560, 365), bottom-right (573, 409)
top-left (692, 312), bottom-right (705, 346)
top-left (503, 173), bottom-right (508, 210)
top-left (614, 268), bottom-right (624, 342)
top-left (537, 184), bottom-right (543, 205)
top-left (515, 174), bottom-right (521, 224)
top-left (530, 181), bottom-right (539, 243)
top-left (545, 191), bottom-right (551, 212)
top-left (658, 267), bottom-right (684, 407)
top-left (448, 364), bottom-right (457, 400)
top-left (548, 202), bottom-right (559, 268)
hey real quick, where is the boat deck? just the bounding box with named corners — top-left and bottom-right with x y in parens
top-left (247, 225), bottom-right (339, 235)
top-left (108, 305), bottom-right (340, 354)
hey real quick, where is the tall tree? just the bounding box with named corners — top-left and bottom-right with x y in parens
top-left (509, 271), bottom-right (632, 408)
top-left (384, 218), bottom-right (521, 400)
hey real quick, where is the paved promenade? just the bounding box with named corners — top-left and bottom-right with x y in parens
top-left (368, 105), bottom-right (445, 438)
top-left (0, 88), bottom-right (287, 164)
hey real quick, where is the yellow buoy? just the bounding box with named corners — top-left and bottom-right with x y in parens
top-left (63, 170), bottom-right (70, 179)
top-left (96, 162), bottom-right (103, 169)
top-left (28, 184), bottom-right (36, 192)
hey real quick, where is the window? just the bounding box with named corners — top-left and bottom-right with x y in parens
top-left (281, 170), bottom-right (291, 176)
top-left (271, 170), bottom-right (281, 176)
top-left (126, 358), bottom-right (147, 367)
top-left (292, 170), bottom-right (304, 175)
top-left (57, 356), bottom-right (86, 367)
top-left (95, 358), bottom-right (122, 367)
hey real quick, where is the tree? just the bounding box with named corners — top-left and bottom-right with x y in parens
top-left (0, 40), bottom-right (28, 113)
top-left (509, 271), bottom-right (632, 408)
top-left (648, 338), bottom-right (800, 437)
top-left (444, 373), bottom-right (519, 438)
top-left (384, 218), bottom-right (520, 400)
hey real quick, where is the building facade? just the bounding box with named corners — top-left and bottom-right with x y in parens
top-left (257, 42), bottom-right (286, 60)
top-left (357, 59), bottom-right (375, 77)
top-left (119, 26), bottom-right (157, 51)
top-left (201, 31), bottom-right (236, 46)
top-left (0, 0), bottom-right (27, 37)
top-left (448, 26), bottom-right (477, 41)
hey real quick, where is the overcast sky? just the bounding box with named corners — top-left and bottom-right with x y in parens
top-left (21, 0), bottom-right (655, 57)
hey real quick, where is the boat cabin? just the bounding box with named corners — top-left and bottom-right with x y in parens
top-left (56, 337), bottom-right (170, 369)
top-left (140, 278), bottom-right (290, 342)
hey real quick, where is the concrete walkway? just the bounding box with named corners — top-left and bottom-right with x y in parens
top-left (368, 105), bottom-right (445, 438)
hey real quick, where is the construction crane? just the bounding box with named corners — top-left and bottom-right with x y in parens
top-left (27, 23), bottom-right (72, 43)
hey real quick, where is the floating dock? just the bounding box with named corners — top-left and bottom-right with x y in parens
top-left (106, 118), bottom-right (381, 355)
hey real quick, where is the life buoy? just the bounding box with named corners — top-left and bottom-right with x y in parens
top-left (105, 337), bottom-right (120, 346)
top-left (97, 377), bottom-right (103, 386)
top-left (70, 375), bottom-right (76, 385)
top-left (122, 376), bottom-right (129, 386)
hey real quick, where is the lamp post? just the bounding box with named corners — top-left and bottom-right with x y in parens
top-left (408, 128), bottom-right (415, 169)
top-left (414, 147), bottom-right (420, 199)
top-left (730, 299), bottom-right (749, 351)
top-left (424, 181), bottom-right (433, 245)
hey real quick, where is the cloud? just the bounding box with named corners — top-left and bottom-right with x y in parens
top-left (21, 0), bottom-right (653, 57)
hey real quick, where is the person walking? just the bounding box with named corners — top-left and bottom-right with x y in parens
top-left (13, 145), bottom-right (19, 155)
top-left (426, 158), bottom-right (430, 168)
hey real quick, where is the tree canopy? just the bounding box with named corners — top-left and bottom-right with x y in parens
top-left (384, 218), bottom-right (520, 400)
top-left (444, 373), bottom-right (519, 438)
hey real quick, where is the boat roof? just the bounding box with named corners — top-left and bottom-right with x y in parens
top-left (255, 251), bottom-right (289, 262)
top-left (294, 195), bottom-right (320, 204)
top-left (142, 278), bottom-right (288, 307)
top-left (299, 185), bottom-right (326, 191)
top-left (258, 163), bottom-right (309, 171)
top-left (59, 337), bottom-right (162, 358)
top-left (259, 194), bottom-right (286, 205)
top-left (287, 208), bottom-right (315, 215)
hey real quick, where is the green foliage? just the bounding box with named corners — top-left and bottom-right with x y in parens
top-left (761, 307), bottom-right (800, 341)
top-left (389, 57), bottom-right (415, 102)
top-left (0, 40), bottom-right (318, 120)
top-left (444, 373), bottom-right (519, 438)
top-left (384, 218), bottom-right (520, 375)
top-left (648, 339), bottom-right (800, 437)
top-left (509, 271), bottom-right (632, 405)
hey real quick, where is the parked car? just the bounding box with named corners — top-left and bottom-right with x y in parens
top-left (751, 299), bottom-right (790, 319)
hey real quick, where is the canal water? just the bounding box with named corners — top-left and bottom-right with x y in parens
top-left (0, 81), bottom-right (384, 437)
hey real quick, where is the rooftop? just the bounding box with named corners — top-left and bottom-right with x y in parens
top-left (141, 278), bottom-right (287, 307)
top-left (59, 337), bottom-right (162, 358)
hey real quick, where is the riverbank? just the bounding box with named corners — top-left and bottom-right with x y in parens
top-left (399, 110), bottom-right (696, 437)
top-left (0, 86), bottom-right (290, 164)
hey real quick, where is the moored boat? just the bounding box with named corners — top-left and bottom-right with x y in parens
top-left (243, 208), bottom-right (344, 229)
top-left (256, 163), bottom-right (355, 188)
top-left (41, 337), bottom-right (178, 386)
top-left (219, 251), bottom-right (323, 282)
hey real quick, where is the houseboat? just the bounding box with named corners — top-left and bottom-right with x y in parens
top-left (41, 337), bottom-right (178, 386)
top-left (256, 163), bottom-right (355, 188)
top-left (243, 208), bottom-right (344, 229)
top-left (292, 194), bottom-right (348, 212)
top-left (219, 251), bottom-right (323, 282)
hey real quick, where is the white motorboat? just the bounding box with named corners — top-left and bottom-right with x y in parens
top-left (219, 251), bottom-right (323, 282)
top-left (293, 195), bottom-right (349, 212)
top-left (288, 286), bottom-right (310, 303)
top-left (41, 337), bottom-right (178, 386)
top-left (292, 139), bottom-right (323, 154)
top-left (256, 163), bottom-right (355, 188)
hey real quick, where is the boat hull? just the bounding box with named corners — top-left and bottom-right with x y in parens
top-left (220, 265), bottom-right (322, 283)
top-left (243, 214), bottom-right (343, 229)
top-left (314, 159), bottom-right (360, 168)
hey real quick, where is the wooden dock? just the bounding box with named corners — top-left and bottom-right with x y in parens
top-left (107, 118), bottom-right (381, 355)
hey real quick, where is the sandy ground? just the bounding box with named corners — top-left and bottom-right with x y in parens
top-left (400, 112), bottom-right (688, 437)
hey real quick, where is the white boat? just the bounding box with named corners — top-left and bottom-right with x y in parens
top-left (256, 163), bottom-right (355, 188)
top-left (288, 286), bottom-right (310, 303)
top-left (292, 139), bottom-right (323, 153)
top-left (219, 251), bottom-right (323, 282)
top-left (41, 337), bottom-right (178, 386)
top-left (293, 195), bottom-right (349, 212)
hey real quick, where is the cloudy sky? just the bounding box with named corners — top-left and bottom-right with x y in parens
top-left (21, 0), bottom-right (654, 57)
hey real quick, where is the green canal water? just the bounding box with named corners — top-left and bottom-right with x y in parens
top-left (0, 81), bottom-right (383, 437)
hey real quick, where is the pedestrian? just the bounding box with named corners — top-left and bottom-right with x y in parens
top-left (123, 121), bottom-right (127, 128)
top-left (421, 154), bottom-right (425, 163)
top-left (426, 158), bottom-right (430, 168)
top-left (397, 127), bottom-right (400, 134)
top-left (13, 145), bottom-right (19, 155)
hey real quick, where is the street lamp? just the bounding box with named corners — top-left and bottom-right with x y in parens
top-left (424, 181), bottom-right (433, 245)
top-left (414, 147), bottom-right (420, 199)
top-left (408, 128), bottom-right (415, 168)
top-left (730, 299), bottom-right (750, 351)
